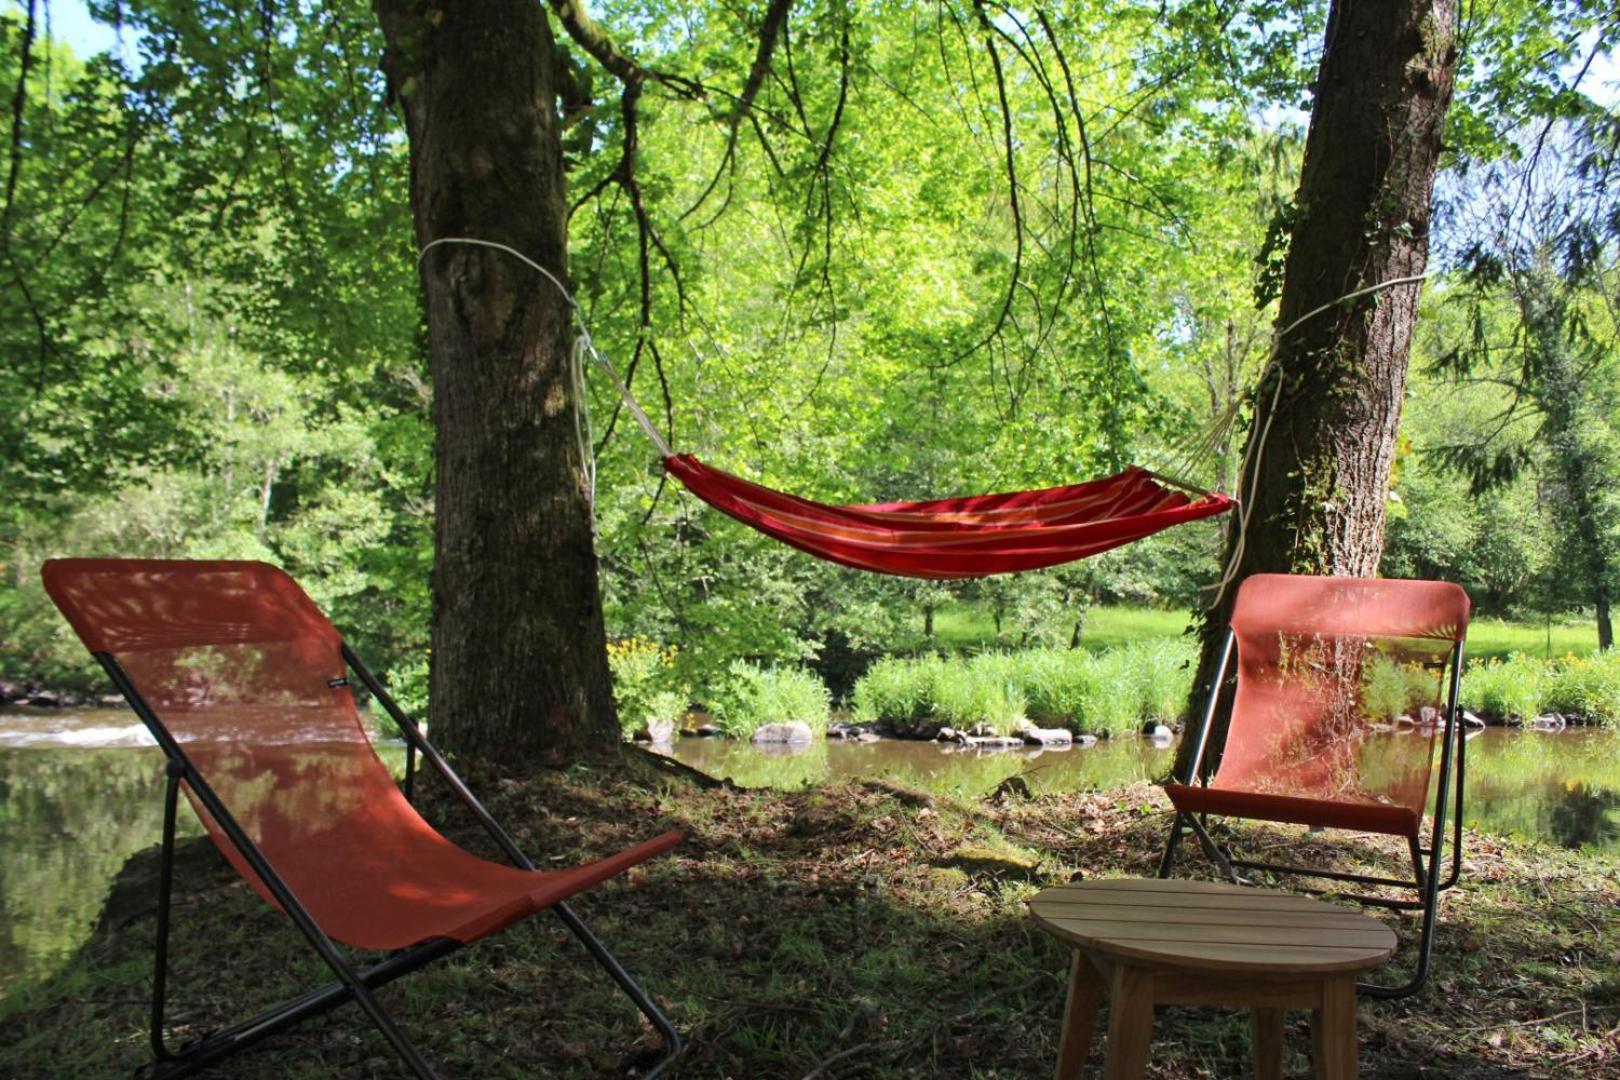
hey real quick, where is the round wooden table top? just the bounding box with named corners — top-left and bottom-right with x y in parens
top-left (1028, 878), bottom-right (1398, 976)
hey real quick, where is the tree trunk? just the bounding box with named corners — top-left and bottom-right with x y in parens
top-left (374, 1), bottom-right (618, 764)
top-left (1176, 0), bottom-right (1457, 778)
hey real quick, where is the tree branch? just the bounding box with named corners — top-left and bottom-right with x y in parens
top-left (546, 0), bottom-right (704, 99)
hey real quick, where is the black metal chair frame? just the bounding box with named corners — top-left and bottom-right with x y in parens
top-left (1156, 628), bottom-right (1468, 999)
top-left (98, 643), bottom-right (681, 1079)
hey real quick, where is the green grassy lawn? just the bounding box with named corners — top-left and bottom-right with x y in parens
top-left (1466, 615), bottom-right (1600, 660)
top-left (927, 602), bottom-right (1598, 660)
top-left (929, 604), bottom-right (1192, 651)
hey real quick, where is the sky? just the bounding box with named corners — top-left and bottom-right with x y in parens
top-left (41, 0), bottom-right (123, 59)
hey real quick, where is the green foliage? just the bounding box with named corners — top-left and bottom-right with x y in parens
top-left (1541, 651), bottom-right (1620, 726)
top-left (850, 655), bottom-right (943, 729)
top-left (386, 650), bottom-right (432, 722)
top-left (929, 654), bottom-right (1028, 732)
top-left (1463, 651), bottom-right (1620, 726)
top-left (606, 638), bottom-right (689, 738)
top-left (851, 640), bottom-right (1196, 737)
top-left (1018, 649), bottom-right (1101, 728)
top-left (1360, 655), bottom-right (1442, 722)
top-left (705, 662), bottom-right (831, 739)
top-left (1464, 655), bottom-right (1550, 722)
top-left (1087, 640), bottom-right (1198, 731)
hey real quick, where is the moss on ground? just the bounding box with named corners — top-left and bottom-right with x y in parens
top-left (2, 759), bottom-right (1616, 1078)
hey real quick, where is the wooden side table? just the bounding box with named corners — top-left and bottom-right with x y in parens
top-left (1027, 878), bottom-right (1397, 1079)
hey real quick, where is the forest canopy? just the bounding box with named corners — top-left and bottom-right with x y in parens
top-left (1, 0), bottom-right (1615, 698)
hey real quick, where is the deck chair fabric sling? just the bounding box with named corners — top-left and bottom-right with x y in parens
top-left (1156, 573), bottom-right (1470, 999)
top-left (42, 557), bottom-right (683, 1079)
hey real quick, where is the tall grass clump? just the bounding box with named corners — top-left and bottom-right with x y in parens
top-left (851, 655), bottom-right (943, 729)
top-left (706, 661), bottom-right (831, 739)
top-left (1541, 650), bottom-right (1620, 725)
top-left (1359, 654), bottom-right (1448, 722)
top-left (930, 653), bottom-right (1027, 732)
top-left (1459, 651), bottom-right (1620, 725)
top-left (1462, 654), bottom-right (1547, 723)
top-left (1017, 648), bottom-right (1098, 728)
top-left (1085, 639), bottom-right (1195, 735)
top-left (849, 641), bottom-right (1196, 737)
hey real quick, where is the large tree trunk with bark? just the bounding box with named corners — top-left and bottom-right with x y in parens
top-left (374, 1), bottom-right (618, 764)
top-left (1176, 0), bottom-right (1458, 778)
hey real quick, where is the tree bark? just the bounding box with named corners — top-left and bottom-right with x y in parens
top-left (374, 1), bottom-right (618, 764)
top-left (1176, 0), bottom-right (1458, 778)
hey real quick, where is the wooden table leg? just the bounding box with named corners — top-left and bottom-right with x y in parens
top-left (1312, 976), bottom-right (1358, 1080)
top-left (1103, 962), bottom-right (1155, 1080)
top-left (1252, 1007), bottom-right (1284, 1080)
top-left (1055, 952), bottom-right (1107, 1080)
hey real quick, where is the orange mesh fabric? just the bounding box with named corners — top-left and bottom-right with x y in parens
top-left (1168, 575), bottom-right (1468, 837)
top-left (42, 559), bottom-right (681, 951)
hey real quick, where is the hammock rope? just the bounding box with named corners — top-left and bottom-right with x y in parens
top-left (416, 236), bottom-right (1236, 579)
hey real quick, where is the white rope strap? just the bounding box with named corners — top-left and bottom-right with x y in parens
top-left (416, 237), bottom-right (675, 461)
top-left (1206, 268), bottom-right (1440, 607)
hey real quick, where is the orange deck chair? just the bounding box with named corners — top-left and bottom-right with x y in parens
top-left (1157, 574), bottom-right (1470, 998)
top-left (42, 558), bottom-right (683, 1078)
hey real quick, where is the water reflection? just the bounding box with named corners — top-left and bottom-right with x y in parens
top-left (668, 734), bottom-right (1177, 796)
top-left (664, 728), bottom-right (1620, 859)
top-left (0, 744), bottom-right (189, 999)
top-left (0, 711), bottom-right (403, 1002)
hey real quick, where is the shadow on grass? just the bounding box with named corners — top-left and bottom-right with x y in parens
top-left (1, 763), bottom-right (1616, 1078)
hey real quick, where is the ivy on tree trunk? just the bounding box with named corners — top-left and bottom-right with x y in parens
top-left (374, 1), bottom-right (619, 766)
top-left (1177, 0), bottom-right (1459, 779)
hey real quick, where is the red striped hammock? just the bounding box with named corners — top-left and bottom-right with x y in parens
top-left (663, 454), bottom-right (1234, 580)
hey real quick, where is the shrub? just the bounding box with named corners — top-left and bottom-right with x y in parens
top-left (706, 661), bottom-right (831, 739)
top-left (1462, 654), bottom-right (1546, 722)
top-left (930, 653), bottom-right (1027, 733)
top-left (1359, 654), bottom-right (1446, 722)
top-left (1018, 648), bottom-right (1097, 728)
top-left (1086, 640), bottom-right (1195, 735)
top-left (851, 655), bottom-right (942, 727)
top-left (847, 641), bottom-right (1196, 738)
top-left (1542, 650), bottom-right (1620, 725)
top-left (607, 637), bottom-right (688, 738)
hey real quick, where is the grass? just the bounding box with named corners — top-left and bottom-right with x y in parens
top-left (4, 757), bottom-right (1616, 1078)
top-left (1467, 616), bottom-right (1601, 661)
top-left (926, 602), bottom-right (1601, 661)
top-left (705, 661), bottom-right (831, 739)
top-left (852, 641), bottom-right (1195, 738)
top-left (929, 604), bottom-right (1194, 652)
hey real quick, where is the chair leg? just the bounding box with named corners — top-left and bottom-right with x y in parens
top-left (1157, 813), bottom-right (1187, 879)
top-left (1186, 814), bottom-right (1242, 884)
top-left (150, 767), bottom-right (182, 1064)
top-left (145, 940), bottom-right (460, 1079)
top-left (1358, 828), bottom-right (1447, 1000)
top-left (143, 779), bottom-right (449, 1080)
top-left (1438, 738), bottom-right (1466, 893)
top-left (554, 902), bottom-right (683, 1078)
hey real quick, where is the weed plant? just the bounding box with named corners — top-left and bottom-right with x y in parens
top-left (851, 640), bottom-right (1196, 737)
top-left (607, 637), bottom-right (689, 737)
top-left (1464, 650), bottom-right (1620, 725)
top-left (706, 661), bottom-right (831, 738)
